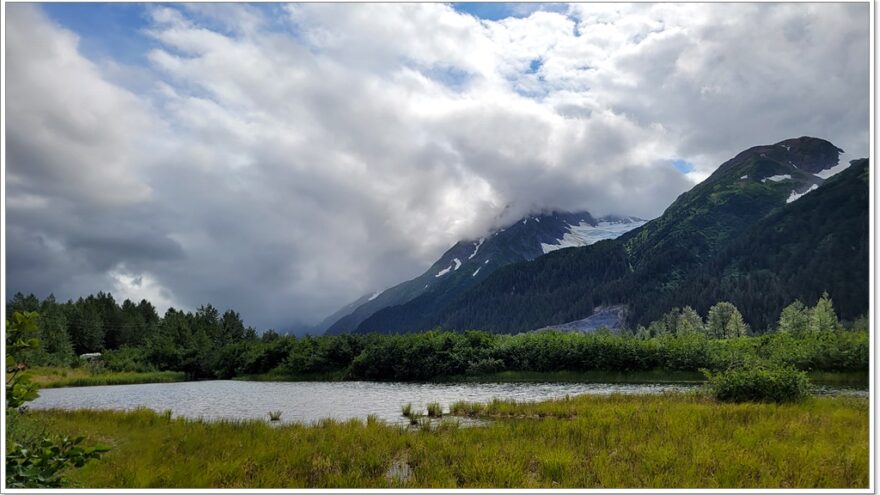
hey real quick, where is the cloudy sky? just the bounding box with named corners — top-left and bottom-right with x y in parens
top-left (5, 2), bottom-right (869, 331)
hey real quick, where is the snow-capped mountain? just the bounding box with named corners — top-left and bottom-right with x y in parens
top-left (321, 210), bottom-right (644, 335)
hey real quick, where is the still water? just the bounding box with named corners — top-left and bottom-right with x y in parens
top-left (30, 380), bottom-right (699, 424)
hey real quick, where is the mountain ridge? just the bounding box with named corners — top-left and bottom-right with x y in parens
top-left (356, 137), bottom-right (865, 334)
top-left (322, 211), bottom-right (645, 335)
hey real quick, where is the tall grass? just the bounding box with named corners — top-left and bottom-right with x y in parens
top-left (24, 368), bottom-right (186, 388)
top-left (426, 402), bottom-right (443, 417)
top-left (14, 394), bottom-right (867, 488)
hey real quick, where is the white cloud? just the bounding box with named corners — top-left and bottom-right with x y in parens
top-left (5, 5), bottom-right (159, 207)
top-left (109, 267), bottom-right (180, 315)
top-left (5, 3), bottom-right (869, 329)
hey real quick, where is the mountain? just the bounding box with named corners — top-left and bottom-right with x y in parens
top-left (645, 157), bottom-right (868, 331)
top-left (322, 212), bottom-right (645, 335)
top-left (359, 137), bottom-right (866, 334)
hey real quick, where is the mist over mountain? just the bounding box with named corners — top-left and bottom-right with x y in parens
top-left (322, 212), bottom-right (645, 335)
top-left (340, 137), bottom-right (867, 335)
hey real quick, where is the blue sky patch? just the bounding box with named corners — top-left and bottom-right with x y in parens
top-left (452, 3), bottom-right (567, 21)
top-left (672, 159), bottom-right (696, 174)
top-left (41, 3), bottom-right (156, 65)
top-left (425, 66), bottom-right (472, 91)
top-left (528, 58), bottom-right (543, 74)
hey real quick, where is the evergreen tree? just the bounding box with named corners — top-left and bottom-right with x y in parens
top-left (676, 306), bottom-right (704, 335)
top-left (808, 292), bottom-right (839, 333)
top-left (119, 299), bottom-right (148, 347)
top-left (778, 300), bottom-right (809, 335)
top-left (220, 310), bottom-right (246, 344)
top-left (38, 304), bottom-right (75, 366)
top-left (8, 293), bottom-right (40, 314)
top-left (68, 300), bottom-right (104, 354)
top-left (91, 292), bottom-right (123, 348)
top-left (707, 302), bottom-right (749, 338)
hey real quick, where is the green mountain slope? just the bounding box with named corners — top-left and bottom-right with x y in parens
top-left (357, 137), bottom-right (866, 334)
top-left (636, 158), bottom-right (868, 331)
top-left (324, 211), bottom-right (643, 334)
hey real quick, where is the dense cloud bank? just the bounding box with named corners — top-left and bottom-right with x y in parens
top-left (5, 3), bottom-right (869, 330)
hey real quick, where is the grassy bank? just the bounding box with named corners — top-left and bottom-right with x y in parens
top-left (446, 369), bottom-right (706, 383)
top-left (23, 367), bottom-right (187, 388)
top-left (24, 366), bottom-right (866, 389)
top-left (13, 394), bottom-right (867, 488)
top-left (233, 369), bottom-right (707, 384)
top-left (234, 368), bottom-right (866, 388)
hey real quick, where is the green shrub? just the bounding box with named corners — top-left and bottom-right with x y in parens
top-left (704, 366), bottom-right (810, 403)
top-left (466, 357), bottom-right (505, 374)
top-left (102, 347), bottom-right (154, 373)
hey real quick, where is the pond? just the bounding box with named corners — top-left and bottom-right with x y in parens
top-left (30, 380), bottom-right (700, 424)
top-left (29, 380), bottom-right (866, 425)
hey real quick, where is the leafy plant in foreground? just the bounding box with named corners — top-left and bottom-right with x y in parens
top-left (5, 311), bottom-right (109, 488)
top-left (6, 436), bottom-right (109, 488)
top-left (6, 311), bottom-right (41, 409)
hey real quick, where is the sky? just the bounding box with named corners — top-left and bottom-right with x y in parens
top-left (5, 3), bottom-right (870, 332)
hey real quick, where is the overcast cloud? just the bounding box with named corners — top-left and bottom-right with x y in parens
top-left (5, 3), bottom-right (869, 331)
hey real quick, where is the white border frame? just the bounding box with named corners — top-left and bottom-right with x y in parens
top-left (0, 0), bottom-right (875, 493)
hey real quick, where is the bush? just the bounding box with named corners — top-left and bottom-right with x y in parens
top-left (102, 347), bottom-right (154, 373)
top-left (704, 366), bottom-right (810, 403)
top-left (466, 357), bottom-right (504, 375)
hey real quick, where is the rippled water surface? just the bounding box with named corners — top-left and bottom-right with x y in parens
top-left (30, 380), bottom-right (699, 424)
top-left (30, 380), bottom-right (866, 425)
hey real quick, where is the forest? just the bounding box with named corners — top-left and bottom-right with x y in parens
top-left (7, 291), bottom-right (868, 382)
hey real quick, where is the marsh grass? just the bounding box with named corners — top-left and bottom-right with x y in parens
top-left (426, 402), bottom-right (443, 417)
top-left (24, 368), bottom-right (186, 388)
top-left (14, 394), bottom-right (868, 488)
top-left (268, 411), bottom-right (283, 422)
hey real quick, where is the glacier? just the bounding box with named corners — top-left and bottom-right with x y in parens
top-left (540, 219), bottom-right (647, 254)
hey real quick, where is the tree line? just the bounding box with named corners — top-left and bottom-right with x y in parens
top-left (6, 291), bottom-right (867, 382)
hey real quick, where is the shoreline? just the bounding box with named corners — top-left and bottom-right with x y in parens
top-left (22, 367), bottom-right (869, 389)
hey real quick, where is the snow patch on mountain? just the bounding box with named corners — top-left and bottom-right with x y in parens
top-left (541, 219), bottom-right (647, 254)
top-left (436, 258), bottom-right (463, 277)
top-left (468, 238), bottom-right (484, 260)
top-left (762, 174), bottom-right (791, 183)
top-left (367, 290), bottom-right (383, 301)
top-left (815, 161), bottom-right (851, 179)
top-left (787, 184), bottom-right (819, 203)
top-left (472, 267), bottom-right (481, 277)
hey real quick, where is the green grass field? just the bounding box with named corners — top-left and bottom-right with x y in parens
top-left (12, 393), bottom-right (868, 488)
top-left (21, 367), bottom-right (186, 388)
